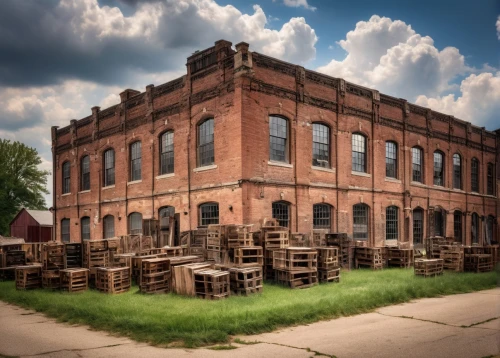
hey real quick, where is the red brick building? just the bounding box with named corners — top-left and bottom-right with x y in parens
top-left (51, 40), bottom-right (500, 247)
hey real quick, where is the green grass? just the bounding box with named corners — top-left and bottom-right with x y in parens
top-left (0, 269), bottom-right (496, 348)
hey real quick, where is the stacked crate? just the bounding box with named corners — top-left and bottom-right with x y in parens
top-left (112, 253), bottom-right (134, 278)
top-left (41, 243), bottom-right (64, 289)
top-left (96, 267), bottom-right (131, 294)
top-left (60, 268), bottom-right (89, 292)
top-left (425, 237), bottom-right (453, 259)
top-left (227, 225), bottom-right (253, 249)
top-left (326, 233), bottom-right (353, 269)
top-left (194, 269), bottom-right (230, 299)
top-left (228, 267), bottom-right (263, 295)
top-left (440, 245), bottom-right (463, 272)
top-left (355, 247), bottom-right (384, 270)
top-left (15, 265), bottom-right (42, 290)
top-left (172, 262), bottom-right (213, 295)
top-left (233, 247), bottom-right (264, 267)
top-left (131, 254), bottom-right (158, 284)
top-left (290, 233), bottom-right (308, 247)
top-left (140, 258), bottom-right (171, 293)
top-left (273, 247), bottom-right (318, 289)
top-left (206, 225), bottom-right (227, 263)
top-left (42, 270), bottom-right (60, 289)
top-left (312, 229), bottom-right (328, 247)
top-left (316, 247), bottom-right (340, 283)
top-left (387, 248), bottom-right (414, 268)
top-left (189, 228), bottom-right (207, 257)
top-left (64, 243), bottom-right (83, 268)
top-left (263, 225), bottom-right (289, 280)
top-left (0, 250), bottom-right (26, 280)
top-left (84, 240), bottom-right (110, 283)
top-left (414, 259), bottom-right (443, 277)
top-left (463, 247), bottom-right (493, 273)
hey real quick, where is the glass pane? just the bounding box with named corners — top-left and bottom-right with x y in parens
top-left (272, 202), bottom-right (290, 228)
top-left (471, 159), bottom-right (479, 192)
top-left (160, 132), bottom-right (174, 174)
top-left (129, 213), bottom-right (143, 235)
top-left (413, 210), bottom-right (423, 244)
top-left (270, 117), bottom-right (288, 162)
top-left (198, 120), bottom-right (214, 166)
top-left (385, 142), bottom-right (397, 178)
top-left (433, 152), bottom-right (443, 186)
top-left (353, 204), bottom-right (368, 240)
top-left (312, 124), bottom-right (330, 167)
top-left (130, 143), bottom-right (141, 181)
top-left (454, 211), bottom-right (462, 242)
top-left (104, 216), bottom-right (115, 239)
top-left (313, 204), bottom-right (331, 228)
top-left (453, 154), bottom-right (461, 189)
top-left (200, 203), bottom-right (219, 226)
top-left (386, 206), bottom-right (398, 240)
top-left (81, 217), bottom-right (90, 240)
top-left (412, 147), bottom-right (422, 182)
top-left (352, 134), bottom-right (366, 172)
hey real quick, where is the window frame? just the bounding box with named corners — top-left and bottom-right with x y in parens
top-left (453, 210), bottom-right (463, 243)
top-left (272, 201), bottom-right (290, 228)
top-left (434, 209), bottom-right (445, 237)
top-left (103, 149), bottom-right (115, 187)
top-left (197, 118), bottom-right (215, 167)
top-left (452, 153), bottom-right (462, 190)
top-left (62, 161), bottom-right (71, 194)
top-left (471, 212), bottom-right (480, 244)
top-left (353, 203), bottom-right (369, 241)
top-left (487, 163), bottom-right (494, 196)
top-left (160, 131), bottom-right (175, 175)
top-left (269, 116), bottom-right (289, 163)
top-left (61, 218), bottom-right (70, 242)
top-left (385, 206), bottom-right (399, 241)
top-left (81, 216), bottom-right (90, 241)
top-left (199, 202), bottom-right (219, 226)
top-left (412, 147), bottom-right (423, 183)
top-left (128, 212), bottom-right (143, 235)
top-left (352, 133), bottom-right (367, 173)
top-left (471, 158), bottom-right (479, 193)
top-left (385, 141), bottom-right (398, 179)
top-left (313, 203), bottom-right (332, 229)
top-left (433, 151), bottom-right (444, 186)
top-left (130, 141), bottom-right (142, 181)
top-left (413, 208), bottom-right (423, 245)
top-left (80, 156), bottom-right (90, 191)
top-left (312, 123), bottom-right (330, 168)
top-left (103, 215), bottom-right (115, 239)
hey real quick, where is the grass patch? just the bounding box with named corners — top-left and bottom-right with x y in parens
top-left (207, 345), bottom-right (238, 350)
top-left (0, 269), bottom-right (496, 348)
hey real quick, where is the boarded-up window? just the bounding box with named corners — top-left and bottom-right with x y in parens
top-left (103, 215), bottom-right (114, 239)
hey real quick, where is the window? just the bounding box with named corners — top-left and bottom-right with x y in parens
top-left (200, 203), bottom-right (219, 226)
top-left (159, 206), bottom-right (175, 229)
top-left (312, 123), bottom-right (330, 167)
top-left (385, 142), bottom-right (397, 178)
top-left (386, 206), bottom-right (399, 241)
top-left (471, 158), bottom-right (479, 192)
top-left (313, 204), bottom-right (331, 229)
top-left (453, 154), bottom-right (461, 189)
top-left (160, 131), bottom-right (174, 175)
top-left (128, 212), bottom-right (143, 235)
top-left (62, 161), bottom-right (71, 194)
top-left (353, 204), bottom-right (369, 240)
top-left (471, 213), bottom-right (479, 244)
top-left (272, 201), bottom-right (290, 228)
top-left (104, 149), bottom-right (115, 187)
top-left (103, 215), bottom-right (115, 239)
top-left (130, 142), bottom-right (142, 181)
top-left (81, 217), bottom-right (90, 241)
top-left (352, 134), bottom-right (366, 173)
top-left (412, 147), bottom-right (423, 182)
top-left (198, 119), bottom-right (214, 167)
top-left (269, 116), bottom-right (288, 162)
top-left (81, 156), bottom-right (90, 191)
top-left (413, 209), bottom-right (423, 245)
top-left (61, 219), bottom-right (70, 242)
top-left (487, 163), bottom-right (494, 195)
top-left (434, 210), bottom-right (444, 237)
top-left (454, 211), bottom-right (462, 243)
top-left (433, 151), bottom-right (444, 186)
top-left (486, 215), bottom-right (495, 245)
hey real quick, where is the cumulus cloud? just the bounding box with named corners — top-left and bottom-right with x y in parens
top-left (317, 15), bottom-right (469, 100)
top-left (283, 0), bottom-right (316, 11)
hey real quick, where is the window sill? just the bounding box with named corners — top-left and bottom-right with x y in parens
top-left (312, 166), bottom-right (335, 173)
top-left (102, 185), bottom-right (115, 190)
top-left (127, 180), bottom-right (142, 186)
top-left (411, 181), bottom-right (426, 187)
top-left (194, 164), bottom-right (217, 172)
top-left (78, 190), bottom-right (90, 194)
top-left (61, 193), bottom-right (71, 197)
top-left (384, 177), bottom-right (401, 183)
top-left (268, 161), bottom-right (293, 168)
top-left (452, 188), bottom-right (465, 193)
top-left (351, 171), bottom-right (370, 178)
top-left (156, 173), bottom-right (175, 179)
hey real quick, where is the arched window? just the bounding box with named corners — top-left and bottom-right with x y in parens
top-left (386, 206), bottom-right (399, 241)
top-left (272, 201), bottom-right (290, 228)
top-left (434, 209), bottom-right (445, 237)
top-left (453, 210), bottom-right (463, 243)
top-left (487, 163), bottom-right (495, 196)
top-left (81, 216), bottom-right (90, 241)
top-left (159, 206), bottom-right (175, 229)
top-left (486, 215), bottom-right (495, 244)
top-left (352, 133), bottom-right (367, 173)
top-left (62, 161), bottom-right (71, 194)
top-left (433, 151), bottom-right (444, 186)
top-left (130, 141), bottom-right (142, 181)
top-left (128, 212), bottom-right (143, 235)
top-left (61, 218), bottom-right (70, 242)
top-left (269, 116), bottom-right (288, 163)
top-left (471, 158), bottom-right (479, 193)
top-left (199, 202), bottom-right (219, 226)
top-left (312, 123), bottom-right (330, 168)
top-left (103, 149), bottom-right (115, 187)
top-left (413, 208), bottom-right (423, 245)
top-left (353, 204), bottom-right (369, 240)
top-left (471, 212), bottom-right (479, 244)
top-left (412, 147), bottom-right (423, 183)
top-left (103, 215), bottom-right (115, 239)
top-left (81, 156), bottom-right (90, 191)
top-left (198, 118), bottom-right (214, 167)
top-left (453, 154), bottom-right (461, 189)
top-left (313, 204), bottom-right (331, 229)
top-left (385, 141), bottom-right (397, 178)
top-left (160, 131), bottom-right (174, 175)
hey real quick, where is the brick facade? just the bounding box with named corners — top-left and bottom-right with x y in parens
top-left (52, 40), bottom-right (500, 247)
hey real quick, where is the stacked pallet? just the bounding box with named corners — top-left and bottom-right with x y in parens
top-left (312, 229), bottom-right (328, 247)
top-left (131, 254), bottom-right (158, 283)
top-left (189, 228), bottom-right (207, 257)
top-left (316, 247), bottom-right (340, 283)
top-left (233, 246), bottom-right (263, 267)
top-left (96, 267), bottom-right (131, 294)
top-left (463, 247), bottom-right (493, 273)
top-left (263, 225), bottom-right (289, 280)
top-left (326, 233), bottom-right (353, 269)
top-left (273, 247), bottom-right (318, 289)
top-left (414, 259), bottom-right (443, 277)
top-left (42, 269), bottom-right (60, 289)
top-left (15, 265), bottom-right (42, 290)
top-left (440, 245), bottom-right (463, 272)
top-left (60, 268), bottom-right (89, 292)
top-left (84, 240), bottom-right (110, 273)
top-left (227, 225), bottom-right (253, 249)
top-left (290, 233), bottom-right (308, 247)
top-left (355, 247), bottom-right (384, 270)
top-left (0, 250), bottom-right (26, 280)
top-left (140, 258), bottom-right (171, 293)
top-left (172, 262), bottom-right (213, 295)
top-left (111, 253), bottom-right (134, 278)
top-left (194, 269), bottom-right (230, 299)
top-left (425, 237), bottom-right (453, 259)
top-left (64, 243), bottom-right (83, 268)
top-left (387, 248), bottom-right (413, 268)
top-left (206, 225), bottom-right (227, 263)
top-left (229, 267), bottom-right (263, 295)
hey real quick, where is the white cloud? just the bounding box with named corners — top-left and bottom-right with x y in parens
top-left (496, 15), bottom-right (500, 40)
top-left (283, 0), bottom-right (316, 11)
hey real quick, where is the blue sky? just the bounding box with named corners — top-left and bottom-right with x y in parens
top-left (0, 0), bottom-right (498, 207)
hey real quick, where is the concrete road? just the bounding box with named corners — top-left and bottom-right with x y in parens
top-left (0, 289), bottom-right (498, 358)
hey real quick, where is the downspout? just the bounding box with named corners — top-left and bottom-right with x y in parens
top-left (187, 75), bottom-right (193, 232)
top-left (52, 128), bottom-right (57, 242)
top-left (294, 75), bottom-right (299, 233)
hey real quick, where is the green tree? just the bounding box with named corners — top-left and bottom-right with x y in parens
top-left (0, 139), bottom-right (49, 235)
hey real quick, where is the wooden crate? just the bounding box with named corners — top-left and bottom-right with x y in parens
top-left (264, 248), bottom-right (282, 280)
top-left (64, 243), bottom-right (83, 268)
top-left (273, 247), bottom-right (317, 271)
top-left (189, 246), bottom-right (205, 257)
top-left (22, 243), bottom-right (43, 264)
top-left (111, 253), bottom-right (134, 278)
top-left (316, 247), bottom-right (339, 269)
top-left (275, 270), bottom-right (318, 289)
top-left (139, 258), bottom-right (170, 293)
top-left (440, 245), bottom-right (463, 272)
top-left (42, 270), bottom-right (60, 289)
top-left (229, 267), bottom-right (263, 295)
top-left (227, 225), bottom-right (253, 249)
top-left (264, 231), bottom-right (289, 249)
top-left (1, 250), bottom-right (26, 268)
top-left (290, 233), bottom-right (309, 247)
top-left (60, 268), bottom-right (89, 292)
top-left (194, 269), bottom-right (230, 300)
top-left (42, 243), bottom-right (65, 270)
top-left (96, 267), bottom-right (131, 294)
top-left (414, 259), bottom-right (443, 277)
top-left (463, 247), bottom-right (493, 273)
top-left (131, 254), bottom-right (158, 281)
top-left (15, 265), bottom-right (42, 290)
top-left (312, 229), bottom-right (328, 247)
top-left (355, 247), bottom-right (384, 270)
top-left (172, 262), bottom-right (214, 296)
top-left (160, 246), bottom-right (183, 257)
top-left (234, 246), bottom-right (263, 267)
top-left (326, 233), bottom-right (353, 269)
top-left (387, 248), bottom-right (413, 268)
top-left (318, 268), bottom-right (340, 283)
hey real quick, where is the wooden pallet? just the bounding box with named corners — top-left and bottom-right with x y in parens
top-left (316, 247), bottom-right (339, 269)
top-left (275, 269), bottom-right (318, 289)
top-left (464, 254), bottom-right (493, 273)
top-left (96, 267), bottom-right (131, 294)
top-left (289, 233), bottom-right (309, 247)
top-left (15, 265), bottom-right (42, 290)
top-left (60, 268), bottom-right (89, 292)
top-left (440, 246), bottom-right (463, 272)
top-left (387, 248), bottom-right (413, 268)
top-left (318, 268), bottom-right (340, 283)
top-left (312, 229), bottom-right (328, 247)
top-left (42, 243), bottom-right (65, 270)
top-left (264, 231), bottom-right (289, 249)
top-left (273, 247), bottom-right (318, 271)
top-left (233, 246), bottom-right (263, 267)
top-left (227, 225), bottom-right (254, 249)
top-left (172, 262), bottom-right (214, 296)
top-left (194, 269), bottom-right (230, 299)
top-left (326, 233), bottom-right (353, 269)
top-left (1, 250), bottom-right (26, 268)
top-left (228, 267), bottom-right (263, 295)
top-left (414, 259), bottom-right (443, 277)
top-left (131, 254), bottom-right (158, 281)
top-left (42, 270), bottom-right (60, 289)
top-left (111, 253), bottom-right (134, 278)
top-left (264, 248), bottom-right (281, 280)
top-left (139, 258), bottom-right (170, 292)
top-left (64, 243), bottom-right (83, 268)
top-left (355, 247), bottom-right (384, 270)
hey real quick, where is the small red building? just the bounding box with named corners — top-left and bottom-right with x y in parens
top-left (10, 209), bottom-right (53, 243)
